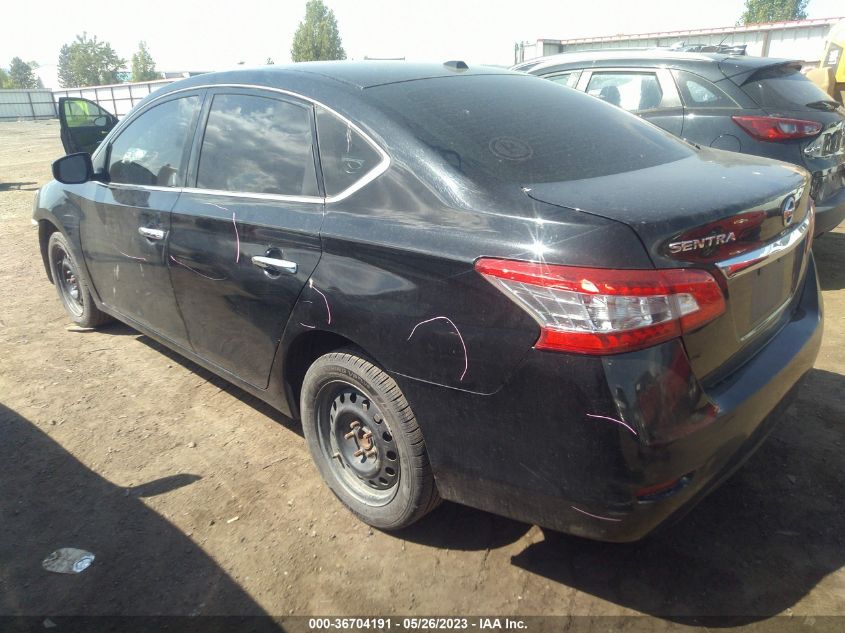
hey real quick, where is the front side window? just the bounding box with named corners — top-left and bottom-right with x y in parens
top-left (63, 98), bottom-right (112, 127)
top-left (315, 106), bottom-right (384, 198)
top-left (108, 96), bottom-right (200, 187)
top-left (197, 93), bottom-right (318, 196)
top-left (586, 72), bottom-right (664, 112)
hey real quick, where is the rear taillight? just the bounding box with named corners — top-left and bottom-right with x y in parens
top-left (475, 259), bottom-right (726, 355)
top-left (731, 115), bottom-right (822, 141)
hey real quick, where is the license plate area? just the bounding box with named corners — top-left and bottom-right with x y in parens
top-left (728, 238), bottom-right (806, 340)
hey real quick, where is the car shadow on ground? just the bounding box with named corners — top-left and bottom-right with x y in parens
top-left (510, 367), bottom-right (845, 625)
top-left (0, 402), bottom-right (281, 626)
top-left (87, 323), bottom-right (534, 552)
top-left (71, 317), bottom-right (844, 623)
top-left (814, 231), bottom-right (845, 291)
top-left (396, 501), bottom-right (533, 551)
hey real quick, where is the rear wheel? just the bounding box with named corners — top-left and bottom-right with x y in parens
top-left (47, 231), bottom-right (111, 328)
top-left (300, 350), bottom-right (440, 529)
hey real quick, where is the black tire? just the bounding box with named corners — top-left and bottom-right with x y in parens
top-left (301, 349), bottom-right (441, 529)
top-left (47, 231), bottom-right (111, 328)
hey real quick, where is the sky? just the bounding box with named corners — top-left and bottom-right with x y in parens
top-left (2, 0), bottom-right (843, 89)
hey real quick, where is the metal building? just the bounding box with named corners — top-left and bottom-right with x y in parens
top-left (516, 17), bottom-right (844, 66)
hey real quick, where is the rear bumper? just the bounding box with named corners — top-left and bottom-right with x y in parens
top-left (815, 185), bottom-right (845, 235)
top-left (397, 256), bottom-right (823, 542)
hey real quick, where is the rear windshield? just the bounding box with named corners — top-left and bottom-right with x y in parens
top-left (365, 74), bottom-right (692, 185)
top-left (741, 64), bottom-right (834, 111)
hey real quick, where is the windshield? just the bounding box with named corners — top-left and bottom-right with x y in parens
top-left (741, 64), bottom-right (836, 112)
top-left (366, 74), bottom-right (693, 186)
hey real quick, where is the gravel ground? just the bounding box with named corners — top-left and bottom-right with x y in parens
top-left (1, 119), bottom-right (844, 627)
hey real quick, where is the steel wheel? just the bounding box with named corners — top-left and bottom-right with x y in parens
top-left (46, 231), bottom-right (111, 328)
top-left (54, 247), bottom-right (84, 317)
top-left (317, 382), bottom-right (400, 505)
top-left (301, 349), bottom-right (440, 529)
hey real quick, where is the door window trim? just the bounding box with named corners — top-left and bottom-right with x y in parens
top-left (102, 92), bottom-right (205, 190)
top-left (190, 88), bottom-right (322, 201)
top-left (101, 83), bottom-right (391, 205)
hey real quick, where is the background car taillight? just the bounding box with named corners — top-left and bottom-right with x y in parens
top-left (731, 115), bottom-right (823, 142)
top-left (475, 259), bottom-right (726, 354)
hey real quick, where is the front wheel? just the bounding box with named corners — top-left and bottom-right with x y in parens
top-left (300, 350), bottom-right (440, 529)
top-left (47, 231), bottom-right (111, 328)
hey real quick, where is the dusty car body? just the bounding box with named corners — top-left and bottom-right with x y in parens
top-left (36, 62), bottom-right (822, 541)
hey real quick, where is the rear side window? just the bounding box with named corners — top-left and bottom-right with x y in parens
top-left (315, 107), bottom-right (384, 197)
top-left (197, 93), bottom-right (319, 196)
top-left (366, 74), bottom-right (692, 185)
top-left (586, 72), bottom-right (664, 112)
top-left (674, 71), bottom-right (737, 108)
top-left (546, 71), bottom-right (580, 88)
top-left (108, 95), bottom-right (200, 187)
top-left (741, 64), bottom-right (834, 111)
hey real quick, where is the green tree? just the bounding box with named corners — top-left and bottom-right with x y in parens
top-left (9, 57), bottom-right (38, 88)
top-left (291, 0), bottom-right (346, 62)
top-left (58, 33), bottom-right (126, 87)
top-left (740, 0), bottom-right (808, 24)
top-left (131, 41), bottom-right (158, 81)
top-left (0, 68), bottom-right (12, 88)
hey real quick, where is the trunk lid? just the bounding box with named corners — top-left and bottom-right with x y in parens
top-left (526, 149), bottom-right (813, 381)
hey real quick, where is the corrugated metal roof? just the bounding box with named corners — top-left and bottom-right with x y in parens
top-left (541, 16), bottom-right (843, 46)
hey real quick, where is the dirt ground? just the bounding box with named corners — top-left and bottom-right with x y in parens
top-left (1, 119), bottom-right (844, 626)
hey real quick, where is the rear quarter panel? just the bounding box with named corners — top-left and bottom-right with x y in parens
top-left (281, 155), bottom-right (652, 396)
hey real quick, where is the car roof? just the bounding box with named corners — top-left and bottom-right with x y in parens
top-left (164, 61), bottom-right (515, 92)
top-left (515, 49), bottom-right (799, 83)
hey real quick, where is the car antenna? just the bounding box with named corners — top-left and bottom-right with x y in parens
top-left (443, 60), bottom-right (469, 71)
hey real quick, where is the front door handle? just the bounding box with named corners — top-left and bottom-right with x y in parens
top-left (138, 227), bottom-right (166, 241)
top-left (251, 256), bottom-right (298, 275)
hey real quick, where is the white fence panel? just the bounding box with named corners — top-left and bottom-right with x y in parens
top-left (53, 79), bottom-right (177, 118)
top-left (0, 90), bottom-right (57, 121)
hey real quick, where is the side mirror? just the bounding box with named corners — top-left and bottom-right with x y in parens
top-left (52, 152), bottom-right (94, 184)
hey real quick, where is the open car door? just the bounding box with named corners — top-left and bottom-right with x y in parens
top-left (58, 97), bottom-right (118, 155)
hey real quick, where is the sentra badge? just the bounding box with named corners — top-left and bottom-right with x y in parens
top-left (668, 232), bottom-right (736, 254)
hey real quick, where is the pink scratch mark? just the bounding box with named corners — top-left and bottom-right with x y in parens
top-left (299, 322), bottom-right (316, 329)
top-left (571, 506), bottom-right (622, 522)
top-left (118, 250), bottom-right (147, 262)
top-left (204, 202), bottom-right (239, 264)
top-left (232, 212), bottom-right (240, 263)
top-left (169, 255), bottom-right (225, 281)
top-left (586, 413), bottom-right (638, 437)
top-left (309, 280), bottom-right (331, 324)
top-left (407, 316), bottom-right (468, 382)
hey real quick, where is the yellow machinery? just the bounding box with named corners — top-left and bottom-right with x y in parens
top-left (807, 20), bottom-right (845, 105)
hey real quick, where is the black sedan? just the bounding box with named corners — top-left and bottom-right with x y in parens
top-left (514, 49), bottom-right (845, 236)
top-left (36, 62), bottom-right (822, 541)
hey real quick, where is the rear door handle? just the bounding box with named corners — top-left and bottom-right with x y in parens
top-left (251, 256), bottom-right (298, 274)
top-left (138, 227), bottom-right (166, 241)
